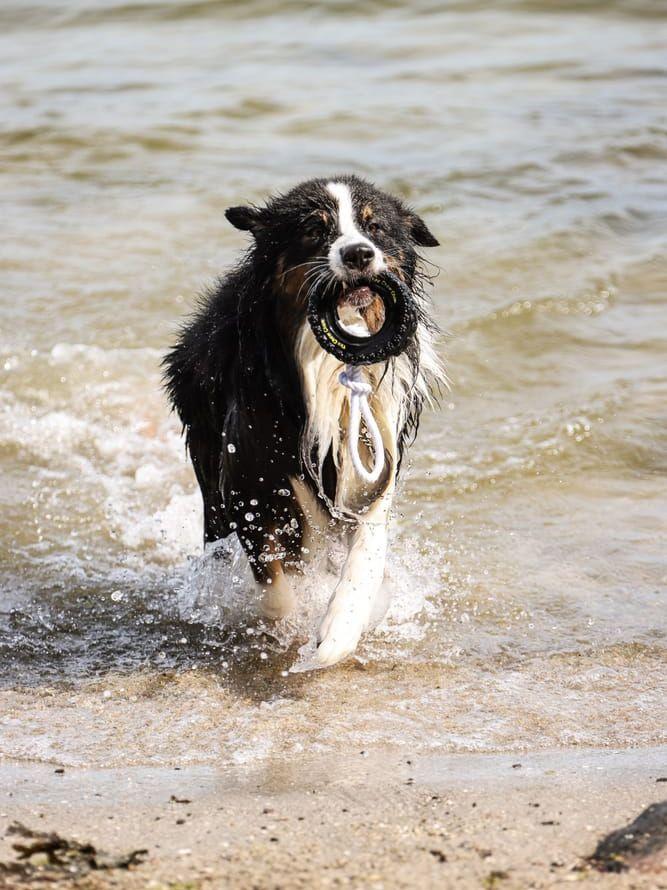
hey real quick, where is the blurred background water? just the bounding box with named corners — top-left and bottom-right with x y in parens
top-left (1, 0), bottom-right (665, 766)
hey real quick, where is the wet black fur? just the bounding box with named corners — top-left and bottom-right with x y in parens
top-left (163, 175), bottom-right (438, 582)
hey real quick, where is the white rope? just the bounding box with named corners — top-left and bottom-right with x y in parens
top-left (339, 364), bottom-right (385, 484)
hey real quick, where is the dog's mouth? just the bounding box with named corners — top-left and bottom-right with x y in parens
top-left (338, 284), bottom-right (376, 310)
top-left (336, 281), bottom-right (386, 337)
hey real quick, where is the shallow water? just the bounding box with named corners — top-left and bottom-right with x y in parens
top-left (1, 0), bottom-right (665, 766)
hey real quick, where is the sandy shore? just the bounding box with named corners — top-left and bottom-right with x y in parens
top-left (1, 746), bottom-right (665, 888)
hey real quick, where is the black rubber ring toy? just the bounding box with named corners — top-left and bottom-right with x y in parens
top-left (307, 271), bottom-right (418, 366)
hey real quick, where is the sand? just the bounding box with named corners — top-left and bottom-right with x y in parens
top-left (1, 746), bottom-right (666, 889)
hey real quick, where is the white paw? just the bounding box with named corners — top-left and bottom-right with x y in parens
top-left (315, 603), bottom-right (366, 667)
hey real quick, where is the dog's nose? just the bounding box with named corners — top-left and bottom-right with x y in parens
top-left (341, 243), bottom-right (375, 271)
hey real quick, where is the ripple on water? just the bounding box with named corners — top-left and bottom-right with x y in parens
top-left (1, 0), bottom-right (666, 766)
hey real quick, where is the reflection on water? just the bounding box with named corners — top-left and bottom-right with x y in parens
top-left (1, 0), bottom-right (665, 764)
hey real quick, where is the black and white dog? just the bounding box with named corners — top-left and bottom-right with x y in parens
top-left (164, 175), bottom-right (443, 666)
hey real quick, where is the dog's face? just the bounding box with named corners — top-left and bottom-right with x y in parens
top-left (225, 176), bottom-right (438, 335)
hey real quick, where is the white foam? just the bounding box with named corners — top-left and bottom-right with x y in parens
top-left (1, 342), bottom-right (201, 583)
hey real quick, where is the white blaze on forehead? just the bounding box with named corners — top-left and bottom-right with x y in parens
top-left (326, 181), bottom-right (385, 278)
top-left (327, 181), bottom-right (363, 239)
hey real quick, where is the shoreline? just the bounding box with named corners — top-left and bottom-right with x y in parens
top-left (2, 746), bottom-right (665, 888)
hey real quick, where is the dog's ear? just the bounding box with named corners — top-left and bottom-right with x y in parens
top-left (406, 211), bottom-right (439, 247)
top-left (225, 205), bottom-right (264, 235)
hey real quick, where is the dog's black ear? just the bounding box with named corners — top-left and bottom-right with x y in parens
top-left (225, 205), bottom-right (264, 234)
top-left (407, 212), bottom-right (439, 247)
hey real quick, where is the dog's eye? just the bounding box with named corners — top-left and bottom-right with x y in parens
top-left (367, 221), bottom-right (383, 237)
top-left (303, 222), bottom-right (325, 242)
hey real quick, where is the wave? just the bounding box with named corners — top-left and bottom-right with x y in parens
top-left (2, 0), bottom-right (665, 30)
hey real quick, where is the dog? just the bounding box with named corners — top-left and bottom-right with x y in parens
top-left (164, 175), bottom-right (444, 666)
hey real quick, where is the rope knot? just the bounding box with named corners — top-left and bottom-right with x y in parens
top-left (338, 368), bottom-right (372, 397)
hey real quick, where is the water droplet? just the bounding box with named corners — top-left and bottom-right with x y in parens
top-left (227, 443), bottom-right (236, 453)
top-left (110, 590), bottom-right (123, 602)
top-left (277, 488), bottom-right (290, 497)
top-left (250, 498), bottom-right (258, 506)
top-left (245, 512), bottom-right (255, 522)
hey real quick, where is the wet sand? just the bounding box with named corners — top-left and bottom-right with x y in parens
top-left (2, 747), bottom-right (665, 888)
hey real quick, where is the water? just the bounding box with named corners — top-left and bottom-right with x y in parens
top-left (1, 0), bottom-right (665, 766)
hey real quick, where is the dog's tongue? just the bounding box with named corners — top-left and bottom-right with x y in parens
top-left (339, 285), bottom-right (375, 309)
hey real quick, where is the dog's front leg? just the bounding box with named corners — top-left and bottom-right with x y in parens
top-left (315, 492), bottom-right (391, 667)
top-left (249, 527), bottom-right (298, 621)
top-left (238, 511), bottom-right (300, 622)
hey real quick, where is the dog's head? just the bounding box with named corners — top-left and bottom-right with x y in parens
top-left (225, 175), bottom-right (438, 335)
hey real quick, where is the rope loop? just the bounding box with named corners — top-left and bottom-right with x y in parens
top-left (338, 364), bottom-right (385, 484)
